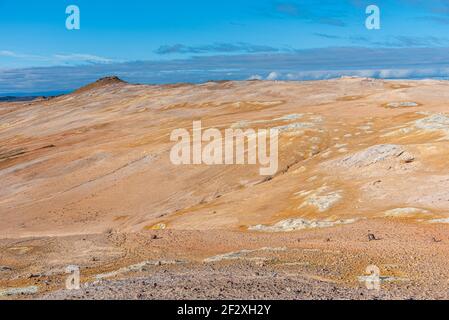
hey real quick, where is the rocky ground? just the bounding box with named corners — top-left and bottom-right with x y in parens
top-left (2, 220), bottom-right (449, 299)
top-left (2, 77), bottom-right (449, 299)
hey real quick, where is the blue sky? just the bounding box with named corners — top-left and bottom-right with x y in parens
top-left (2, 0), bottom-right (449, 94)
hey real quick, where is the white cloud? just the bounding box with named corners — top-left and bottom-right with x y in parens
top-left (52, 54), bottom-right (116, 64)
top-left (279, 68), bottom-right (449, 80)
top-left (266, 71), bottom-right (279, 80)
top-left (0, 50), bottom-right (43, 60)
top-left (0, 50), bottom-right (116, 66)
top-left (0, 50), bottom-right (19, 57)
top-left (248, 74), bottom-right (263, 80)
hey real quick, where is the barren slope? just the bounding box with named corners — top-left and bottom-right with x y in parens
top-left (3, 78), bottom-right (449, 299)
top-left (2, 78), bottom-right (449, 236)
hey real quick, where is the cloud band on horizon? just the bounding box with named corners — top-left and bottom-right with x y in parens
top-left (3, 47), bottom-right (449, 95)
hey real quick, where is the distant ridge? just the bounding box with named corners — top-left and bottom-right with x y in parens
top-left (74, 76), bottom-right (127, 94)
top-left (0, 96), bottom-right (43, 102)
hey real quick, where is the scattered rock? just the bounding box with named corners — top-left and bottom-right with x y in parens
top-left (415, 114), bottom-right (449, 139)
top-left (203, 247), bottom-right (286, 263)
top-left (297, 187), bottom-right (343, 212)
top-left (249, 218), bottom-right (356, 232)
top-left (357, 275), bottom-right (405, 284)
top-left (384, 207), bottom-right (430, 217)
top-left (0, 286), bottom-right (38, 297)
top-left (95, 260), bottom-right (185, 280)
top-left (0, 266), bottom-right (12, 272)
top-left (274, 122), bottom-right (314, 133)
top-left (332, 144), bottom-right (414, 169)
top-left (385, 102), bottom-right (419, 108)
top-left (368, 233), bottom-right (380, 241)
top-left (429, 218), bottom-right (449, 224)
top-left (274, 114), bottom-right (304, 121)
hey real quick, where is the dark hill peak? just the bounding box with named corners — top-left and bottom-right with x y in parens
top-left (74, 76), bottom-right (127, 94)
